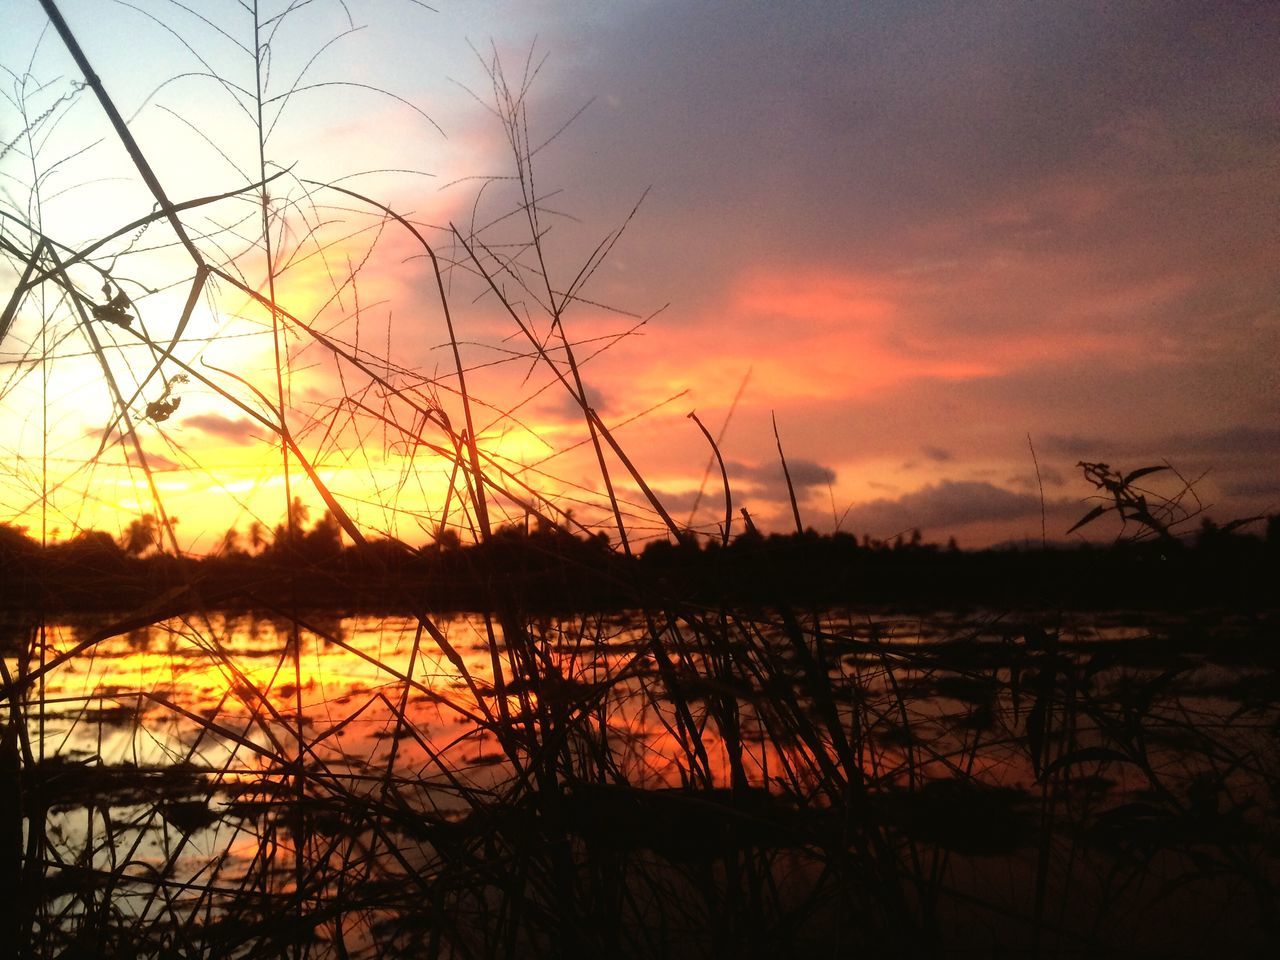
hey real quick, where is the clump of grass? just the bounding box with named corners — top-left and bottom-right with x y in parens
top-left (1, 4), bottom-right (1276, 958)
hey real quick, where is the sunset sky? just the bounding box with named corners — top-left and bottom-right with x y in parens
top-left (1, 0), bottom-right (1277, 551)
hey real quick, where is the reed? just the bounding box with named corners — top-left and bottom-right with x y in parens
top-left (0, 3), bottom-right (1275, 957)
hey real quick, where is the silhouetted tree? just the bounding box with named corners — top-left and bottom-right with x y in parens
top-left (247, 521), bottom-right (267, 554)
top-left (219, 526), bottom-right (242, 556)
top-left (303, 510), bottom-right (343, 561)
top-left (273, 496), bottom-right (310, 545)
top-left (122, 513), bottom-right (158, 556)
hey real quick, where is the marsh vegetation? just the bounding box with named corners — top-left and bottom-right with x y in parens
top-left (1, 3), bottom-right (1276, 956)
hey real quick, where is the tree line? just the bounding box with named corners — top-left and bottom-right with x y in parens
top-left (1, 505), bottom-right (1276, 615)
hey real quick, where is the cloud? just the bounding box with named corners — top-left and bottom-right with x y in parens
top-left (645, 458), bottom-right (839, 526)
top-left (1020, 464), bottom-right (1066, 488)
top-left (1164, 426), bottom-right (1280, 457)
top-left (1045, 424), bottom-right (1280, 461)
top-left (1223, 478), bottom-right (1280, 500)
top-left (1043, 434), bottom-right (1115, 458)
top-left (539, 382), bottom-right (610, 423)
top-left (922, 445), bottom-right (953, 463)
top-left (652, 457), bottom-right (838, 530)
top-left (847, 479), bottom-right (1062, 536)
top-left (648, 487), bottom-right (704, 515)
top-left (80, 431), bottom-right (185, 471)
top-left (521, 0), bottom-right (1279, 414)
top-left (181, 414), bottom-right (262, 445)
top-left (125, 450), bottom-right (182, 472)
top-left (727, 458), bottom-right (836, 491)
top-left (539, 1), bottom-right (1279, 268)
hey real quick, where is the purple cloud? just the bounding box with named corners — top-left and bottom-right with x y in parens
top-left (848, 479), bottom-right (1067, 537)
top-left (181, 414), bottom-right (262, 445)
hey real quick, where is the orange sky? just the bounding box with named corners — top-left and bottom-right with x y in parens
top-left (2, 0), bottom-right (1277, 552)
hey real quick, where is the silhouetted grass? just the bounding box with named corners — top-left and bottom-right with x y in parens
top-left (0, 3), bottom-right (1275, 958)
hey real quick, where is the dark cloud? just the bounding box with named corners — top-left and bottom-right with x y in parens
top-left (647, 459), bottom-right (838, 523)
top-left (541, 383), bottom-right (609, 422)
top-left (848, 479), bottom-right (1063, 536)
top-left (1223, 478), bottom-right (1280, 500)
top-left (922, 446), bottom-right (953, 463)
top-left (181, 414), bottom-right (261, 445)
top-left (1009, 467), bottom-right (1066, 494)
top-left (727, 458), bottom-right (836, 490)
top-left (648, 487), bottom-right (704, 515)
top-left (540, 0), bottom-right (1279, 267)
top-left (1164, 426), bottom-right (1280, 457)
top-left (519, 0), bottom-right (1279, 426)
top-left (1045, 425), bottom-right (1280, 461)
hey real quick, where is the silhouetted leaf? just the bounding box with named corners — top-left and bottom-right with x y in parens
top-left (1067, 504), bottom-right (1108, 534)
top-left (1122, 465), bottom-right (1168, 485)
top-left (91, 301), bottom-right (133, 327)
top-left (144, 395), bottom-right (181, 422)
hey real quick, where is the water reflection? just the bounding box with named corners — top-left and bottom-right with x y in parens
top-left (3, 608), bottom-right (1276, 957)
top-left (14, 610), bottom-right (1278, 791)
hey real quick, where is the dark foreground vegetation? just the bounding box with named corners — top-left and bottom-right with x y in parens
top-left (2, 3), bottom-right (1276, 957)
top-left (2, 510), bottom-right (1278, 616)
top-left (1, 500), bottom-right (1277, 958)
top-left (3, 582), bottom-right (1278, 959)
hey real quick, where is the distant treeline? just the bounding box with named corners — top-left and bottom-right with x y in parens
top-left (1, 512), bottom-right (1278, 615)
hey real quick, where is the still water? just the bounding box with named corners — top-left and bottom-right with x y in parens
top-left (3, 607), bottom-right (1275, 956)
